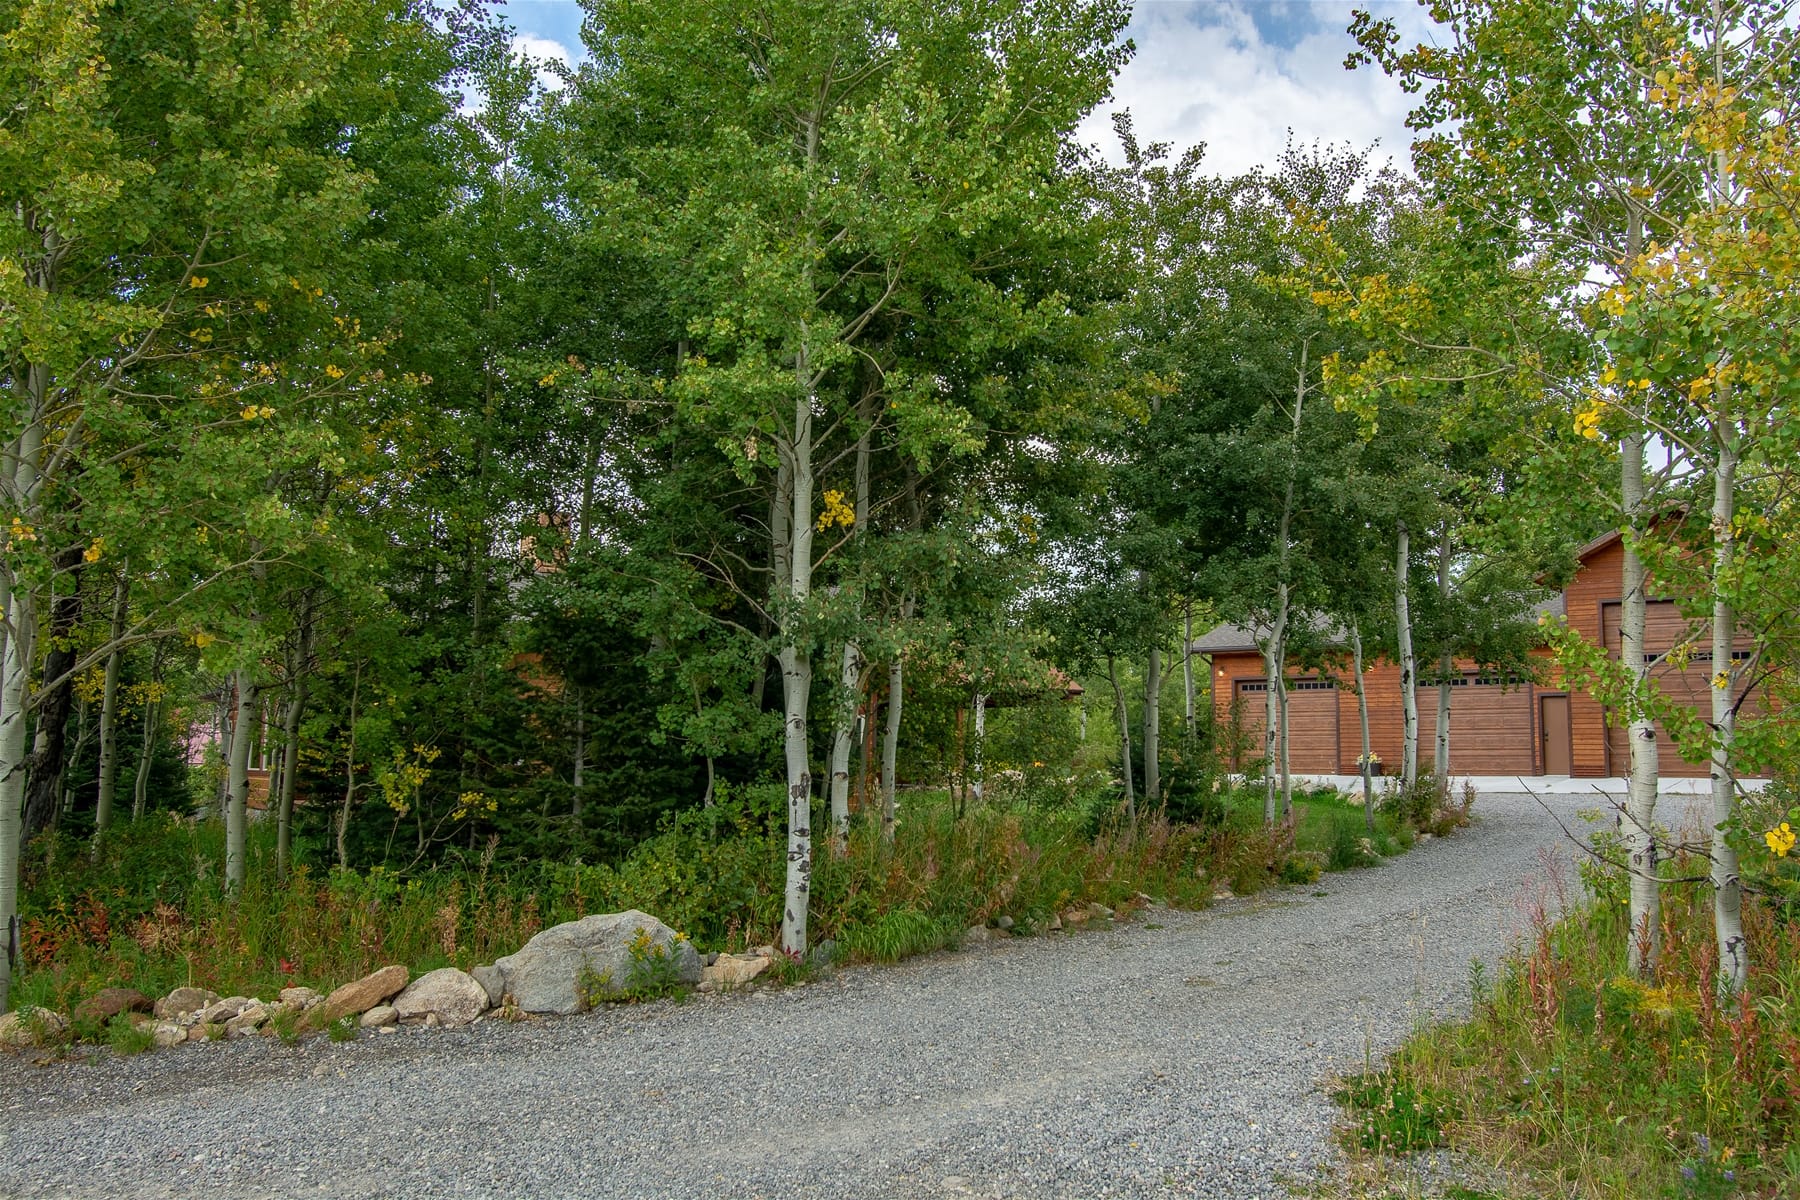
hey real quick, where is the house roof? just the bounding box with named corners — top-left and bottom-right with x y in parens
top-left (1190, 612), bottom-right (1341, 656)
top-left (1189, 622), bottom-right (1263, 655)
top-left (1193, 592), bottom-right (1565, 657)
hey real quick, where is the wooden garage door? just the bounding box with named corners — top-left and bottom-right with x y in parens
top-left (1602, 601), bottom-right (1716, 777)
top-left (1236, 679), bottom-right (1340, 772)
top-left (1414, 675), bottom-right (1535, 774)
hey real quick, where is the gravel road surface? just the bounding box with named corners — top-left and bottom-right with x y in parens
top-left (0, 788), bottom-right (1604, 1200)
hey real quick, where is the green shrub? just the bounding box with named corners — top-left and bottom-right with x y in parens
top-left (326, 1016), bottom-right (357, 1043)
top-left (841, 907), bottom-right (949, 963)
top-left (1326, 812), bottom-right (1379, 871)
top-left (1340, 842), bottom-right (1800, 1197)
top-left (106, 1014), bottom-right (155, 1056)
top-left (1334, 1068), bottom-right (1457, 1152)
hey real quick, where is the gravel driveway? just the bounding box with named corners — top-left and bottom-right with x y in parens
top-left (0, 788), bottom-right (1603, 1200)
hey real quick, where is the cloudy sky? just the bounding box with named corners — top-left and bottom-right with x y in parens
top-left (496, 0), bottom-right (1445, 178)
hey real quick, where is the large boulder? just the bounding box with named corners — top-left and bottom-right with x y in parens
top-left (75, 987), bottom-right (152, 1025)
top-left (490, 911), bottom-right (700, 1015)
top-left (320, 965), bottom-right (409, 1022)
top-left (0, 1008), bottom-right (67, 1048)
top-left (392, 967), bottom-right (488, 1026)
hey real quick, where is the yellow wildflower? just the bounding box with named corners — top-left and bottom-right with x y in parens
top-left (816, 488), bottom-right (855, 532)
top-left (1764, 822), bottom-right (1794, 858)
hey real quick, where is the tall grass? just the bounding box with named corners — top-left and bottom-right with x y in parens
top-left (14, 781), bottom-right (1402, 1016)
top-left (1340, 823), bottom-right (1800, 1198)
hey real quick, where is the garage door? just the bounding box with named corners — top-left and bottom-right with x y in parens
top-left (1414, 675), bottom-right (1535, 774)
top-left (1236, 678), bottom-right (1340, 772)
top-left (1602, 601), bottom-right (1716, 777)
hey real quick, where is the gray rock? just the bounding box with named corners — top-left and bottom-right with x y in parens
top-left (0, 1008), bottom-right (67, 1048)
top-left (962, 925), bottom-right (993, 946)
top-left (392, 968), bottom-right (489, 1026)
top-left (321, 965), bottom-right (409, 1022)
top-left (1086, 902), bottom-right (1114, 921)
top-left (278, 987), bottom-right (323, 1011)
top-left (358, 1005), bottom-right (398, 1029)
top-left (223, 1005), bottom-right (269, 1039)
top-left (150, 1022), bottom-right (185, 1049)
top-left (490, 910), bottom-right (700, 1015)
top-left (195, 997), bottom-right (251, 1025)
top-left (698, 953), bottom-right (770, 992)
top-left (470, 964), bottom-right (506, 1009)
top-left (996, 915), bottom-right (1015, 931)
top-left (153, 987), bottom-right (218, 1020)
top-left (807, 939), bottom-right (837, 967)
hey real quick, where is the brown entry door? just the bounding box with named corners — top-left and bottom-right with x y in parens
top-left (1541, 695), bottom-right (1572, 775)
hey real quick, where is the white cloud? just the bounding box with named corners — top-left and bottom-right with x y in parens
top-left (1080, 2), bottom-right (1444, 179)
top-left (511, 32), bottom-right (578, 93)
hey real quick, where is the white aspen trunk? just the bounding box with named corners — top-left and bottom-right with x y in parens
top-left (3, 257), bottom-right (54, 1009)
top-left (132, 699), bottom-right (156, 820)
top-left (826, 640), bottom-right (861, 839)
top-left (1263, 344), bottom-right (1307, 824)
top-left (1277, 668), bottom-right (1292, 820)
top-left (1396, 520), bottom-right (1418, 790)
top-left (970, 693), bottom-right (986, 804)
top-left (0, 586), bottom-right (35, 1012)
top-left (132, 644), bottom-right (166, 820)
top-left (1434, 659), bottom-right (1451, 787)
top-left (1709, 395), bottom-right (1745, 993)
top-left (826, 393), bottom-right (872, 841)
top-left (1182, 603), bottom-right (1196, 741)
top-left (1142, 645), bottom-right (1161, 806)
top-left (881, 645), bottom-right (905, 844)
top-left (778, 165), bottom-right (820, 954)
top-left (1262, 586), bottom-right (1289, 825)
top-left (225, 669), bottom-right (257, 895)
top-left (1107, 654), bottom-right (1135, 820)
top-left (1351, 619), bottom-right (1375, 833)
top-left (276, 607), bottom-right (311, 879)
top-left (94, 569), bottom-right (130, 834)
top-left (1619, 427), bottom-right (1662, 977)
top-left (338, 665), bottom-right (360, 871)
top-left (1435, 525), bottom-right (1453, 796)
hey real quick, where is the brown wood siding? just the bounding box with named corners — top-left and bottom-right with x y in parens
top-left (1416, 676), bottom-right (1537, 774)
top-left (1599, 599), bottom-right (1762, 778)
top-left (1562, 538), bottom-right (1622, 776)
top-left (1233, 678), bottom-right (1340, 772)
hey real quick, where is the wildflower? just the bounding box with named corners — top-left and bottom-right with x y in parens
top-left (1765, 821), bottom-right (1795, 858)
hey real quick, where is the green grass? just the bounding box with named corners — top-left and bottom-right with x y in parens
top-left (13, 775), bottom-right (1452, 1019)
top-left (1334, 822), bottom-right (1800, 1199)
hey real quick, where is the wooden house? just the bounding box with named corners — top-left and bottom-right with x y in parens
top-left (1198, 532), bottom-right (1759, 778)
